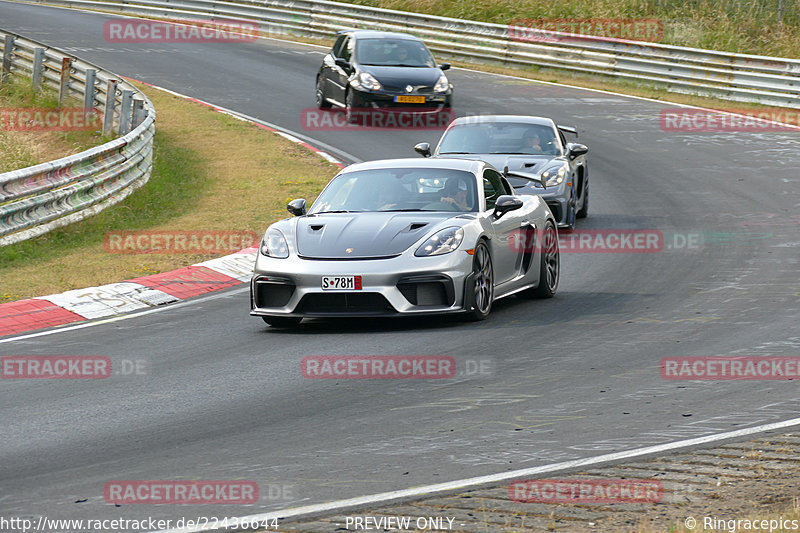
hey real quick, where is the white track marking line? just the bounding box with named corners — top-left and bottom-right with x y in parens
top-left (154, 417), bottom-right (800, 532)
top-left (141, 83), bottom-right (359, 164)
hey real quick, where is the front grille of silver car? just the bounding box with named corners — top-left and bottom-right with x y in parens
top-left (254, 278), bottom-right (295, 308)
top-left (397, 275), bottom-right (454, 307)
top-left (296, 293), bottom-right (394, 315)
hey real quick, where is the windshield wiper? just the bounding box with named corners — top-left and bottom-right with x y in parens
top-left (380, 208), bottom-right (427, 212)
top-left (312, 210), bottom-right (358, 214)
top-left (439, 151), bottom-right (475, 154)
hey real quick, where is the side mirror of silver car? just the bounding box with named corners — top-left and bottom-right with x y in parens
top-left (287, 198), bottom-right (307, 216)
top-left (493, 195), bottom-right (523, 219)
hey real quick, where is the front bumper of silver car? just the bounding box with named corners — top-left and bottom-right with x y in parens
top-left (250, 250), bottom-right (475, 318)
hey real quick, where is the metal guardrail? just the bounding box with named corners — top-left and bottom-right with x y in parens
top-left (18, 0), bottom-right (800, 108)
top-left (0, 28), bottom-right (155, 246)
top-left (1, 0), bottom-right (796, 245)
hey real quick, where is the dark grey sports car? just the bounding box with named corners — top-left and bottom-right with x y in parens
top-left (415, 115), bottom-right (589, 229)
top-left (250, 158), bottom-right (559, 327)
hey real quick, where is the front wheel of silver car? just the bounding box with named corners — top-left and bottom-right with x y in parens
top-left (262, 316), bottom-right (302, 328)
top-left (467, 242), bottom-right (494, 321)
top-left (523, 221), bottom-right (559, 299)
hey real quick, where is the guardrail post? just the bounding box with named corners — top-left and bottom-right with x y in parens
top-left (103, 79), bottom-right (118, 136)
top-left (58, 57), bottom-right (72, 105)
top-left (32, 48), bottom-right (45, 92)
top-left (131, 98), bottom-right (145, 128)
top-left (83, 68), bottom-right (97, 121)
top-left (119, 90), bottom-right (133, 134)
top-left (2, 36), bottom-right (14, 83)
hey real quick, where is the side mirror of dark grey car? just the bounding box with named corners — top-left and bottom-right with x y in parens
top-left (439, 63), bottom-right (451, 71)
top-left (414, 142), bottom-right (432, 157)
top-left (334, 58), bottom-right (352, 72)
top-left (493, 195), bottom-right (523, 218)
top-left (567, 143), bottom-right (589, 159)
top-left (287, 198), bottom-right (307, 216)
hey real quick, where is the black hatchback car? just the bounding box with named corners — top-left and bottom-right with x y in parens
top-left (315, 30), bottom-right (453, 121)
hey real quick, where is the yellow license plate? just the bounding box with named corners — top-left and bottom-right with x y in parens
top-left (395, 95), bottom-right (426, 104)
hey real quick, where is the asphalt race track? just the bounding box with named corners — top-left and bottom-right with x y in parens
top-left (1, 1), bottom-right (800, 526)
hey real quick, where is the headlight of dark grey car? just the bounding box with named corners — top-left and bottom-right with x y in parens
top-left (541, 164), bottom-right (568, 187)
top-left (350, 72), bottom-right (382, 91)
top-left (415, 227), bottom-right (464, 257)
top-left (433, 75), bottom-right (450, 93)
top-left (260, 229), bottom-right (289, 258)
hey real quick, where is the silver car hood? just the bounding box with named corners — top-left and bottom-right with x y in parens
top-left (294, 212), bottom-right (460, 259)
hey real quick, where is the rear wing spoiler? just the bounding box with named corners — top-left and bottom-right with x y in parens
top-left (558, 125), bottom-right (578, 137)
top-left (503, 166), bottom-right (546, 189)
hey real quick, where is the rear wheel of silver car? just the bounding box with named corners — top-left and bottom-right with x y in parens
top-left (316, 75), bottom-right (331, 109)
top-left (262, 316), bottom-right (302, 328)
top-left (468, 242), bottom-right (494, 321)
top-left (524, 221), bottom-right (559, 299)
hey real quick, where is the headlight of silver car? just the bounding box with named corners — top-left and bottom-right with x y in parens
top-left (351, 72), bottom-right (382, 91)
top-left (541, 165), bottom-right (568, 186)
top-left (415, 227), bottom-right (464, 257)
top-left (260, 229), bottom-right (289, 258)
top-left (433, 75), bottom-right (450, 93)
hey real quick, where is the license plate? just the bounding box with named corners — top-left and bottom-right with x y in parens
top-left (321, 275), bottom-right (362, 290)
top-left (395, 95), bottom-right (425, 104)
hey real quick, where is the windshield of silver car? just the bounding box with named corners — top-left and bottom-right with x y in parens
top-left (309, 168), bottom-right (479, 214)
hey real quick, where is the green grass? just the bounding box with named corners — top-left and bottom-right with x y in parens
top-left (0, 82), bottom-right (338, 302)
top-left (0, 76), bottom-right (110, 173)
top-left (0, 130), bottom-right (205, 272)
top-left (336, 0), bottom-right (800, 58)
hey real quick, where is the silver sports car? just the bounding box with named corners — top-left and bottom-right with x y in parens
top-left (415, 115), bottom-right (589, 229)
top-left (250, 158), bottom-right (559, 327)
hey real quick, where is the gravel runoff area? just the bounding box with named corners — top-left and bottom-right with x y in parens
top-left (265, 432), bottom-right (800, 532)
